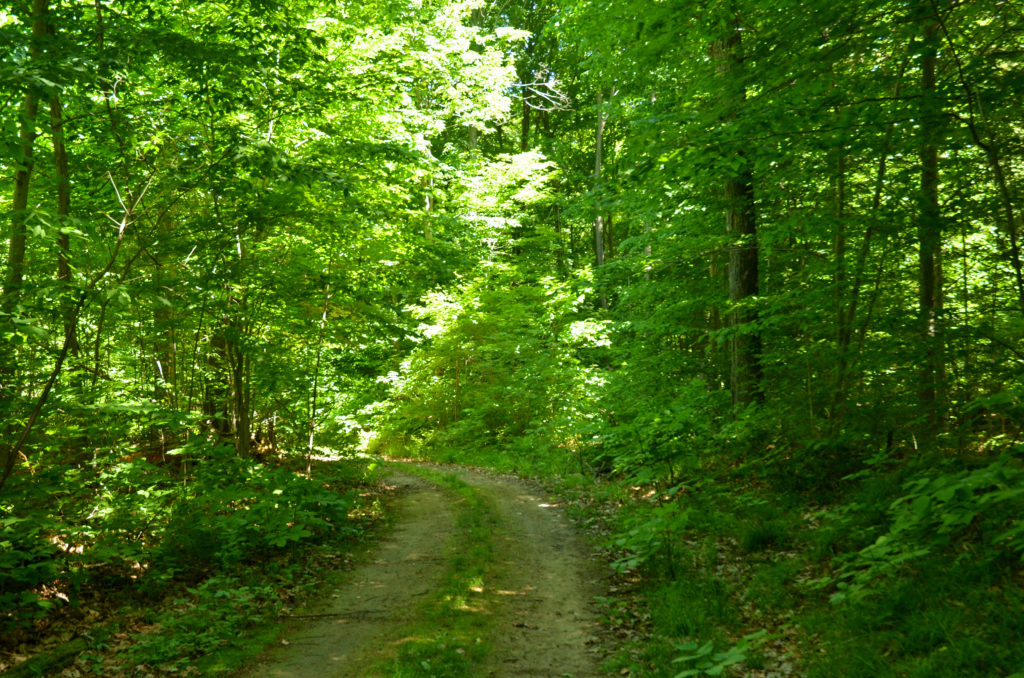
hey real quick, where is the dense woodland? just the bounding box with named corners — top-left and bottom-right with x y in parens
top-left (2, 0), bottom-right (1024, 675)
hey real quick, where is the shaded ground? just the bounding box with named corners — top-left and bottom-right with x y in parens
top-left (238, 465), bottom-right (607, 677)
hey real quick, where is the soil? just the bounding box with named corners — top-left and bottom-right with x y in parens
top-left (238, 465), bottom-right (609, 677)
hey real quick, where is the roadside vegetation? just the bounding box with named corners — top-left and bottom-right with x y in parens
top-left (1, 451), bottom-right (383, 676)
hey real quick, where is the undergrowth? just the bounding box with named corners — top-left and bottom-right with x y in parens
top-left (0, 446), bottom-right (382, 675)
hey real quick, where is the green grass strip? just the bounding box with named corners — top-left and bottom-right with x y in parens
top-left (376, 462), bottom-right (501, 678)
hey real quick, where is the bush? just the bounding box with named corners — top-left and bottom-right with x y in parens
top-left (0, 441), bottom-right (362, 633)
top-left (152, 453), bottom-right (357, 580)
top-left (0, 511), bottom-right (64, 631)
top-left (827, 453), bottom-right (1024, 604)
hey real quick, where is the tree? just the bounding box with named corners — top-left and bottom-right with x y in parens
top-left (916, 0), bottom-right (944, 431)
top-left (712, 11), bottom-right (762, 407)
top-left (593, 89), bottom-right (609, 310)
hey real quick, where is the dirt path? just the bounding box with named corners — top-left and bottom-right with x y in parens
top-left (238, 465), bottom-right (607, 677)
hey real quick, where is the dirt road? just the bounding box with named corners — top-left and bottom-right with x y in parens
top-left (239, 465), bottom-right (607, 677)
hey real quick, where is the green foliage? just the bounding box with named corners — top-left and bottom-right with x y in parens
top-left (787, 452), bottom-right (1024, 677)
top-left (125, 575), bottom-right (281, 673)
top-left (373, 265), bottom-right (606, 475)
top-left (824, 453), bottom-right (1024, 605)
top-left (151, 450), bottom-right (357, 581)
top-left (1, 0), bottom-right (529, 651)
top-left (671, 630), bottom-right (767, 678)
top-left (803, 553), bottom-right (1024, 678)
top-left (594, 378), bottom-right (722, 482)
top-left (608, 492), bottom-right (690, 575)
top-left (4, 0), bottom-right (1024, 672)
top-left (0, 444), bottom-right (363, 636)
top-left (0, 511), bottom-right (63, 631)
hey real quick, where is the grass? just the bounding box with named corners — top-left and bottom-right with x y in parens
top-left (738, 520), bottom-right (791, 553)
top-left (746, 559), bottom-right (800, 610)
top-left (639, 576), bottom-right (734, 671)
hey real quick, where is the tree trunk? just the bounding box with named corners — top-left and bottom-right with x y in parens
top-left (553, 203), bottom-right (567, 278)
top-left (204, 331), bottom-right (232, 443)
top-left (152, 245), bottom-right (177, 409)
top-left (593, 90), bottom-right (608, 310)
top-left (231, 340), bottom-right (251, 458)
top-left (917, 9), bottom-right (944, 432)
top-left (725, 176), bottom-right (762, 406)
top-left (520, 96), bottom-right (531, 152)
top-left (830, 150), bottom-right (850, 423)
top-left (606, 213), bottom-right (614, 259)
top-left (49, 93), bottom-right (79, 355)
top-left (1, 0), bottom-right (50, 471)
top-left (3, 0), bottom-right (49, 313)
top-left (307, 276), bottom-right (332, 474)
top-left (713, 19), bottom-right (763, 407)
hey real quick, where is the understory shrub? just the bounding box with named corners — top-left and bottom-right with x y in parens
top-left (801, 449), bottom-right (1024, 676)
top-left (0, 441), bottom-right (361, 632)
top-left (124, 574), bottom-right (282, 672)
top-left (826, 452), bottom-right (1024, 604)
top-left (0, 511), bottom-right (63, 631)
top-left (152, 449), bottom-right (357, 580)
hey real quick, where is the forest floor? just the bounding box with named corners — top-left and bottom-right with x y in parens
top-left (235, 463), bottom-right (611, 677)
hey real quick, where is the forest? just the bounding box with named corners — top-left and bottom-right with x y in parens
top-left (2, 0), bottom-right (1024, 675)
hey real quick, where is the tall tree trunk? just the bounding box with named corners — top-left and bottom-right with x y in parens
top-left (3, 0), bottom-right (49, 314)
top-left (49, 93), bottom-right (79, 356)
top-left (829, 149), bottom-right (850, 424)
top-left (724, 175), bottom-right (762, 406)
top-left (917, 9), bottom-right (944, 432)
top-left (552, 201), bottom-right (567, 278)
top-left (593, 90), bottom-right (608, 310)
top-left (152, 247), bottom-right (177, 408)
top-left (713, 19), bottom-right (763, 406)
top-left (2, 176), bottom-right (139, 493)
top-left (204, 330), bottom-right (231, 443)
top-left (307, 247), bottom-right (337, 472)
top-left (833, 153), bottom-right (848, 352)
top-left (229, 327), bottom-right (251, 458)
top-left (520, 96), bottom-right (531, 152)
top-left (1, 0), bottom-right (50, 471)
top-left (606, 213), bottom-right (614, 259)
